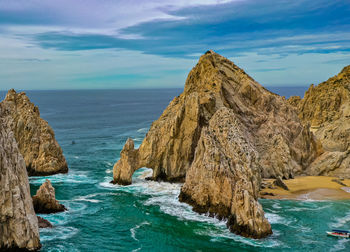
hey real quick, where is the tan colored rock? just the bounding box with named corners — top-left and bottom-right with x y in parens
top-left (114, 50), bottom-right (318, 184)
top-left (1, 89), bottom-right (68, 176)
top-left (113, 50), bottom-right (319, 238)
top-left (288, 65), bottom-right (350, 177)
top-left (32, 179), bottom-right (66, 214)
top-left (0, 104), bottom-right (41, 251)
top-left (179, 108), bottom-right (272, 238)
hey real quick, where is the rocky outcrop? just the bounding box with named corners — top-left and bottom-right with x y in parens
top-left (37, 216), bottom-right (53, 229)
top-left (113, 51), bottom-right (319, 238)
top-left (288, 65), bottom-right (350, 178)
top-left (114, 51), bottom-right (318, 184)
top-left (0, 104), bottom-right (41, 251)
top-left (1, 89), bottom-right (68, 176)
top-left (32, 179), bottom-right (66, 214)
top-left (273, 177), bottom-right (289, 191)
top-left (179, 108), bottom-right (272, 238)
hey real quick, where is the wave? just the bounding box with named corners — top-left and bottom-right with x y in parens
top-left (130, 221), bottom-right (150, 242)
top-left (29, 171), bottom-right (96, 185)
top-left (100, 168), bottom-right (287, 248)
top-left (40, 226), bottom-right (79, 242)
top-left (72, 192), bottom-right (119, 204)
top-left (137, 128), bottom-right (149, 133)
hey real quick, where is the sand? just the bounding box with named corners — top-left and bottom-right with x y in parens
top-left (260, 176), bottom-right (350, 200)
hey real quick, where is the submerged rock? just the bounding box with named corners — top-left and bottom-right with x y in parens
top-left (0, 104), bottom-right (41, 251)
top-left (288, 65), bottom-right (350, 178)
top-left (32, 179), bottom-right (66, 214)
top-left (37, 216), bottom-right (53, 228)
top-left (1, 89), bottom-right (68, 176)
top-left (113, 51), bottom-right (319, 238)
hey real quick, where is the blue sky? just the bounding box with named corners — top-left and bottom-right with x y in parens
top-left (0, 0), bottom-right (349, 90)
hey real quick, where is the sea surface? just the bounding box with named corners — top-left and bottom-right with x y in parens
top-left (1, 87), bottom-right (350, 252)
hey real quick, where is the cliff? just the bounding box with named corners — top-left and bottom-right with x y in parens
top-left (1, 89), bottom-right (68, 176)
top-left (0, 104), bottom-right (41, 251)
top-left (288, 65), bottom-right (350, 178)
top-left (113, 51), bottom-right (319, 238)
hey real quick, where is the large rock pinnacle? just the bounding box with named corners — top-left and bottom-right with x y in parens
top-left (112, 50), bottom-right (319, 238)
top-left (0, 104), bottom-right (41, 251)
top-left (1, 89), bottom-right (68, 176)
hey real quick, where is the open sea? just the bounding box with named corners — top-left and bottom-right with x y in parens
top-left (1, 87), bottom-right (350, 252)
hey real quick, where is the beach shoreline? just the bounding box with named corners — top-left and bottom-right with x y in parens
top-left (260, 176), bottom-right (350, 200)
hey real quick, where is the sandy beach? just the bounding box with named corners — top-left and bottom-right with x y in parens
top-left (260, 176), bottom-right (350, 200)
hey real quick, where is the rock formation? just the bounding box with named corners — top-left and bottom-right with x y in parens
top-left (37, 216), bottom-right (53, 229)
top-left (0, 104), bottom-right (41, 251)
top-left (113, 51), bottom-right (319, 238)
top-left (32, 179), bottom-right (66, 214)
top-left (179, 108), bottom-right (272, 238)
top-left (1, 89), bottom-right (68, 176)
top-left (288, 65), bottom-right (350, 178)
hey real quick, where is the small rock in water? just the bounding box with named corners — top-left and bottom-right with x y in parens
top-left (32, 179), bottom-right (67, 214)
top-left (37, 216), bottom-right (53, 228)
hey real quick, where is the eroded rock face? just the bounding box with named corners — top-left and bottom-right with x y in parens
top-left (113, 50), bottom-right (319, 237)
top-left (114, 51), bottom-right (318, 184)
top-left (1, 89), bottom-right (68, 176)
top-left (32, 179), bottom-right (66, 214)
top-left (0, 104), bottom-right (41, 251)
top-left (288, 65), bottom-right (350, 178)
top-left (179, 108), bottom-right (272, 238)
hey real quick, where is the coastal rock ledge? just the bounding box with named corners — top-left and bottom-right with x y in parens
top-left (1, 89), bottom-right (68, 176)
top-left (113, 51), bottom-right (319, 238)
top-left (0, 104), bottom-right (41, 251)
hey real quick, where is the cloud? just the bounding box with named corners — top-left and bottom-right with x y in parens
top-left (0, 0), bottom-right (349, 90)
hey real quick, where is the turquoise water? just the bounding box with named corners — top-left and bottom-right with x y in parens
top-left (1, 88), bottom-right (350, 251)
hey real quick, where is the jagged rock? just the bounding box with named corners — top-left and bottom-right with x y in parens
top-left (288, 65), bottom-right (350, 177)
top-left (113, 50), bottom-right (319, 238)
top-left (114, 51), bottom-right (318, 184)
top-left (179, 108), bottom-right (272, 238)
top-left (37, 216), bottom-right (53, 228)
top-left (0, 104), bottom-right (41, 251)
top-left (1, 89), bottom-right (68, 176)
top-left (32, 179), bottom-right (66, 214)
top-left (273, 176), bottom-right (289, 191)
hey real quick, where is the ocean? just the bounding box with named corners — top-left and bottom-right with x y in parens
top-left (1, 87), bottom-right (350, 252)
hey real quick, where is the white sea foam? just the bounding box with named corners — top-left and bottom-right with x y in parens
top-left (100, 168), bottom-right (286, 247)
top-left (286, 204), bottom-right (331, 212)
top-left (104, 161), bottom-right (113, 167)
top-left (330, 238), bottom-right (350, 252)
top-left (130, 221), bottom-right (150, 241)
top-left (341, 187), bottom-right (350, 193)
top-left (137, 127), bottom-right (148, 133)
top-left (46, 244), bottom-right (80, 252)
top-left (332, 210), bottom-right (350, 228)
top-left (29, 171), bottom-right (96, 185)
top-left (272, 202), bottom-right (282, 209)
top-left (40, 226), bottom-right (79, 242)
top-left (72, 192), bottom-right (119, 204)
top-left (198, 228), bottom-right (285, 248)
top-left (105, 169), bottom-right (113, 174)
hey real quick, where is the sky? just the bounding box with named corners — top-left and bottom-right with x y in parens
top-left (0, 0), bottom-right (349, 90)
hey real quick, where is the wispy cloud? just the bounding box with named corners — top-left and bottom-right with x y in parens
top-left (0, 0), bottom-right (349, 90)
